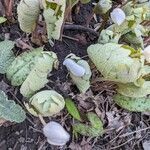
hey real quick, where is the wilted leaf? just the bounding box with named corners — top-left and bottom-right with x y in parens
top-left (25, 90), bottom-right (65, 117)
top-left (0, 40), bottom-right (15, 74)
top-left (65, 98), bottom-right (81, 121)
top-left (43, 0), bottom-right (66, 40)
top-left (0, 17), bottom-right (6, 23)
top-left (73, 112), bottom-right (104, 137)
top-left (117, 81), bottom-right (150, 98)
top-left (0, 90), bottom-right (26, 123)
top-left (114, 94), bottom-right (150, 112)
top-left (17, 0), bottom-right (41, 33)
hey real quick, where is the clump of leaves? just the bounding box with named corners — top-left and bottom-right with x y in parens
top-left (87, 43), bottom-right (150, 112)
top-left (17, 0), bottom-right (66, 43)
top-left (0, 90), bottom-right (26, 123)
top-left (98, 1), bottom-right (150, 49)
top-left (65, 98), bottom-right (104, 137)
top-left (25, 90), bottom-right (65, 117)
top-left (7, 48), bottom-right (58, 97)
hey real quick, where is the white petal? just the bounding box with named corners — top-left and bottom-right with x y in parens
top-left (111, 8), bottom-right (126, 25)
top-left (43, 121), bottom-right (70, 146)
top-left (63, 58), bottom-right (85, 77)
top-left (143, 45), bottom-right (150, 63)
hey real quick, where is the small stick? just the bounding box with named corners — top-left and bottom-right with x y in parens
top-left (39, 115), bottom-right (46, 126)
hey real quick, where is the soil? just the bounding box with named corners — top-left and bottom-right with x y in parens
top-left (0, 1), bottom-right (150, 150)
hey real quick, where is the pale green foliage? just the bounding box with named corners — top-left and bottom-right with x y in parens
top-left (17, 0), bottom-right (41, 33)
top-left (65, 98), bottom-right (81, 121)
top-left (43, 0), bottom-right (66, 40)
top-left (73, 112), bottom-right (104, 137)
top-left (99, 1), bottom-right (150, 48)
top-left (0, 40), bottom-right (15, 74)
top-left (87, 43), bottom-right (144, 83)
top-left (0, 90), bottom-right (26, 123)
top-left (0, 17), bottom-right (7, 24)
top-left (114, 94), bottom-right (150, 112)
top-left (6, 48), bottom-right (43, 86)
top-left (25, 90), bottom-right (65, 117)
top-left (98, 29), bottom-right (121, 44)
top-left (6, 48), bottom-right (58, 97)
top-left (65, 54), bottom-right (91, 93)
top-left (117, 81), bottom-right (150, 98)
top-left (20, 51), bottom-right (58, 97)
top-left (17, 0), bottom-right (66, 41)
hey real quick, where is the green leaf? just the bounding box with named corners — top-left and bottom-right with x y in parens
top-left (20, 51), bottom-right (58, 97)
top-left (43, 0), bottom-right (66, 40)
top-left (17, 0), bottom-right (41, 33)
top-left (0, 40), bottom-right (15, 74)
top-left (87, 43), bottom-right (144, 84)
top-left (0, 90), bottom-right (26, 123)
top-left (117, 81), bottom-right (150, 98)
top-left (98, 29), bottom-right (121, 44)
top-left (6, 48), bottom-right (43, 86)
top-left (114, 94), bottom-right (150, 112)
top-left (25, 90), bottom-right (65, 117)
top-left (73, 112), bottom-right (104, 137)
top-left (0, 17), bottom-right (7, 24)
top-left (65, 98), bottom-right (81, 121)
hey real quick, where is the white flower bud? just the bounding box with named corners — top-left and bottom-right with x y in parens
top-left (143, 45), bottom-right (150, 63)
top-left (43, 121), bottom-right (70, 146)
top-left (110, 8), bottom-right (126, 25)
top-left (63, 58), bottom-right (86, 77)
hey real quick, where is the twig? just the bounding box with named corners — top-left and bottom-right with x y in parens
top-left (119, 126), bottom-right (150, 138)
top-left (62, 35), bottom-right (79, 41)
top-left (38, 115), bottom-right (46, 126)
top-left (110, 137), bottom-right (135, 149)
top-left (63, 24), bottom-right (99, 37)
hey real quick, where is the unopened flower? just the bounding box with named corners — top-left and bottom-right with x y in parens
top-left (143, 45), bottom-right (150, 63)
top-left (63, 58), bottom-right (86, 77)
top-left (43, 121), bottom-right (70, 146)
top-left (111, 8), bottom-right (126, 25)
